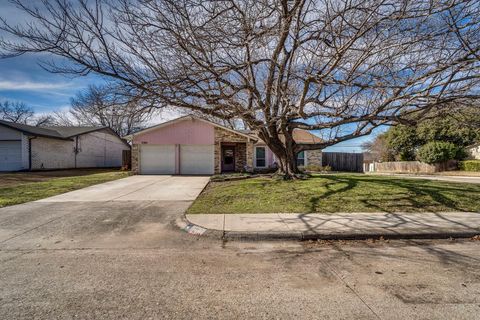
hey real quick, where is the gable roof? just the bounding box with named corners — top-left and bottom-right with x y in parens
top-left (124, 115), bottom-right (258, 141)
top-left (0, 119), bottom-right (67, 139)
top-left (291, 129), bottom-right (323, 144)
top-left (0, 119), bottom-right (121, 141)
top-left (125, 115), bottom-right (322, 144)
top-left (239, 129), bottom-right (323, 144)
top-left (41, 126), bottom-right (108, 138)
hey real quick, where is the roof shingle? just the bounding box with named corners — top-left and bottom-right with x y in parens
top-left (241, 128), bottom-right (322, 144)
top-left (0, 119), bottom-right (106, 140)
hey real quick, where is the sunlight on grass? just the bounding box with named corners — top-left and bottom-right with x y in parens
top-left (187, 174), bottom-right (480, 214)
top-left (0, 171), bottom-right (130, 208)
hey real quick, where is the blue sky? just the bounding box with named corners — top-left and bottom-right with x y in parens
top-left (0, 1), bottom-right (377, 152)
top-left (0, 1), bottom-right (104, 113)
top-left (0, 54), bottom-right (102, 113)
top-left (0, 53), bottom-right (376, 152)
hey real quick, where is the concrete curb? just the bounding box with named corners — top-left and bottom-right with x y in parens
top-left (179, 215), bottom-right (480, 241)
top-left (175, 215), bottom-right (224, 239)
top-left (224, 230), bottom-right (480, 241)
top-left (174, 180), bottom-right (226, 239)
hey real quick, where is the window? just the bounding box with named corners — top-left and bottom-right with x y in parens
top-left (255, 147), bottom-right (266, 167)
top-left (296, 151), bottom-right (305, 167)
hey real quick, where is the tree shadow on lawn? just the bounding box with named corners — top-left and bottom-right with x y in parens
top-left (307, 175), bottom-right (474, 213)
top-left (308, 175), bottom-right (358, 213)
top-left (279, 175), bottom-right (480, 236)
top-left (356, 177), bottom-right (471, 213)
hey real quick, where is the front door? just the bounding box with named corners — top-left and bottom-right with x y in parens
top-left (221, 146), bottom-right (235, 172)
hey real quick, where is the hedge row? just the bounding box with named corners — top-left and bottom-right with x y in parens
top-left (416, 141), bottom-right (465, 164)
top-left (459, 160), bottom-right (480, 172)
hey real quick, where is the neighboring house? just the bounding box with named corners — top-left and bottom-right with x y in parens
top-left (466, 142), bottom-right (480, 160)
top-left (0, 120), bottom-right (130, 172)
top-left (125, 115), bottom-right (322, 175)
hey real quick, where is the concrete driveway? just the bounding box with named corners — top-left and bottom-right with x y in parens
top-left (0, 175), bottom-right (210, 249)
top-left (37, 175), bottom-right (210, 202)
top-left (1, 175), bottom-right (480, 319)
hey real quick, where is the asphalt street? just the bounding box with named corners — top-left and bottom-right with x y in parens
top-left (0, 176), bottom-right (479, 319)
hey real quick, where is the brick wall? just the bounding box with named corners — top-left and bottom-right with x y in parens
top-left (214, 127), bottom-right (254, 173)
top-left (246, 141), bottom-right (254, 171)
top-left (234, 142), bottom-right (246, 171)
top-left (31, 131), bottom-right (129, 170)
top-left (76, 131), bottom-right (129, 167)
top-left (131, 144), bottom-right (140, 174)
top-left (306, 149), bottom-right (322, 166)
top-left (31, 137), bottom-right (75, 169)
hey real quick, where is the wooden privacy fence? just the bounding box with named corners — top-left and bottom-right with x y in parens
top-left (122, 149), bottom-right (132, 169)
top-left (366, 160), bottom-right (458, 173)
top-left (322, 152), bottom-right (364, 172)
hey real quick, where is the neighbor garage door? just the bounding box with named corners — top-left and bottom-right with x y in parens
top-left (0, 141), bottom-right (22, 171)
top-left (140, 144), bottom-right (175, 174)
top-left (180, 145), bottom-right (214, 175)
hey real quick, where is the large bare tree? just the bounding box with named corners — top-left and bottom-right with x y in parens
top-left (0, 99), bottom-right (55, 126)
top-left (0, 100), bottom-right (34, 124)
top-left (68, 84), bottom-right (159, 136)
top-left (1, 0), bottom-right (479, 177)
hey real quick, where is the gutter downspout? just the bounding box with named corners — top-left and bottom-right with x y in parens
top-left (74, 136), bottom-right (79, 169)
top-left (28, 136), bottom-right (36, 171)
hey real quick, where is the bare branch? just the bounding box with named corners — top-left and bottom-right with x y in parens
top-left (1, 0), bottom-right (479, 174)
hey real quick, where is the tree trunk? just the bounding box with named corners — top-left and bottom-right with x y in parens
top-left (275, 148), bottom-right (300, 179)
top-left (261, 133), bottom-right (301, 179)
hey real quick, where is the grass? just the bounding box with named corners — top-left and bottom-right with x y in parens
top-left (0, 170), bottom-right (130, 208)
top-left (187, 173), bottom-right (480, 214)
top-left (211, 172), bottom-right (253, 181)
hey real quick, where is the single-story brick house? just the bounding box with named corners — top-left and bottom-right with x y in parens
top-left (0, 119), bottom-right (130, 172)
top-left (126, 115), bottom-right (322, 175)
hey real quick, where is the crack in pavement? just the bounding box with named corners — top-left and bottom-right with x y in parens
top-left (109, 177), bottom-right (173, 201)
top-left (0, 214), bottom-right (70, 245)
top-left (0, 250), bottom-right (34, 265)
top-left (0, 247), bottom-right (201, 251)
top-left (321, 260), bottom-right (382, 320)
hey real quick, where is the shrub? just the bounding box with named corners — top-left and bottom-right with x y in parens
top-left (417, 141), bottom-right (459, 164)
top-left (459, 160), bottom-right (480, 172)
top-left (303, 165), bottom-right (332, 172)
top-left (399, 150), bottom-right (416, 161)
top-left (303, 164), bottom-right (322, 172)
top-left (210, 172), bottom-right (251, 181)
top-left (254, 167), bottom-right (277, 174)
top-left (454, 148), bottom-right (468, 160)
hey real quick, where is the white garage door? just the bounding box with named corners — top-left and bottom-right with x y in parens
top-left (140, 145), bottom-right (175, 174)
top-left (0, 141), bottom-right (23, 171)
top-left (180, 145), bottom-right (214, 175)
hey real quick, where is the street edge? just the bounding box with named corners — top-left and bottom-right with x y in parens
top-left (175, 214), bottom-right (224, 239)
top-left (176, 215), bottom-right (480, 241)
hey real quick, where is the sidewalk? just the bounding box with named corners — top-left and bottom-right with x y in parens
top-left (184, 212), bottom-right (480, 240)
top-left (366, 173), bottom-right (480, 184)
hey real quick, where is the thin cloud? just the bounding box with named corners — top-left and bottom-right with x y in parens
top-left (0, 80), bottom-right (70, 91)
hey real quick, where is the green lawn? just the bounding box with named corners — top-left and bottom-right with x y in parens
top-left (187, 174), bottom-right (480, 214)
top-left (0, 170), bottom-right (130, 208)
